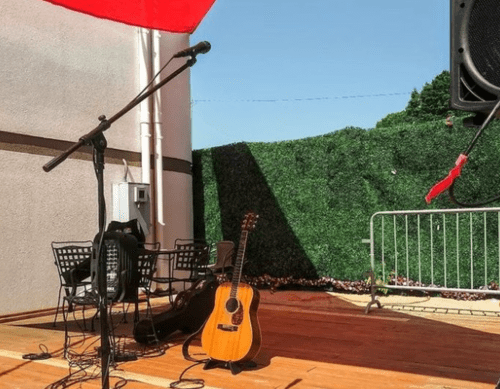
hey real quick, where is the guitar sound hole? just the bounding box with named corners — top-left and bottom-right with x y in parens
top-left (226, 298), bottom-right (239, 313)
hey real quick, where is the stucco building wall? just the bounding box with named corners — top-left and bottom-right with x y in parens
top-left (0, 0), bottom-right (193, 314)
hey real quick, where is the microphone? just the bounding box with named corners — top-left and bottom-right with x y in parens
top-left (173, 41), bottom-right (211, 58)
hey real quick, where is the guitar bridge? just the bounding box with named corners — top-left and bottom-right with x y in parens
top-left (217, 324), bottom-right (238, 332)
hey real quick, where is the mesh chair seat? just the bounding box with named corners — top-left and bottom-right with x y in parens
top-left (67, 291), bottom-right (99, 306)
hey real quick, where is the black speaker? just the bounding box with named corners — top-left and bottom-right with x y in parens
top-left (450, 0), bottom-right (500, 113)
top-left (92, 231), bottom-right (139, 302)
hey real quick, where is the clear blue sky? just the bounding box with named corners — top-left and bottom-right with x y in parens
top-left (189, 0), bottom-right (449, 150)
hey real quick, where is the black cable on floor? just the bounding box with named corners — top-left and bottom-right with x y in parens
top-left (22, 344), bottom-right (52, 360)
top-left (169, 361), bottom-right (207, 389)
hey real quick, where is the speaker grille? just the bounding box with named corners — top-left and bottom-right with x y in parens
top-left (468, 0), bottom-right (500, 87)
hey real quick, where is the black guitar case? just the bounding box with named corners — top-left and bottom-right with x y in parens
top-left (134, 278), bottom-right (217, 345)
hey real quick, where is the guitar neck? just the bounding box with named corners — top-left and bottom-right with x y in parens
top-left (230, 230), bottom-right (249, 299)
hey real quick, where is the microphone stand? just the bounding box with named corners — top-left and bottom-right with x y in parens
top-left (44, 56), bottom-right (197, 389)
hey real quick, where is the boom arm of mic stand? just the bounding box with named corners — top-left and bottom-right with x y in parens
top-left (42, 57), bottom-right (196, 172)
top-left (42, 118), bottom-right (111, 172)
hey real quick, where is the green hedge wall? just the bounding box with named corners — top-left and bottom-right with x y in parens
top-left (192, 72), bottom-right (500, 282)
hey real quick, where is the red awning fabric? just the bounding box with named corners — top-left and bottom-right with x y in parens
top-left (44, 0), bottom-right (216, 33)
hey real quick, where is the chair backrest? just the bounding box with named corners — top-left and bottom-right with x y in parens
top-left (173, 239), bottom-right (210, 273)
top-left (213, 241), bottom-right (235, 270)
top-left (136, 242), bottom-right (160, 290)
top-left (52, 241), bottom-right (93, 287)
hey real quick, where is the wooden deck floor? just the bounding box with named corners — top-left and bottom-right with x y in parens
top-left (1, 290), bottom-right (499, 389)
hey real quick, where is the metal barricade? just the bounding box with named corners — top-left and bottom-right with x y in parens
top-left (365, 207), bottom-right (500, 313)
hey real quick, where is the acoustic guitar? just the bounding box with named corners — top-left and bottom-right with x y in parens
top-left (201, 212), bottom-right (261, 363)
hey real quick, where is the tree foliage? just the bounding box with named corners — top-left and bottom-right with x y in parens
top-left (406, 71), bottom-right (452, 120)
top-left (376, 70), bottom-right (462, 128)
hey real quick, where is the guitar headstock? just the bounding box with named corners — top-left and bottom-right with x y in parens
top-left (241, 212), bottom-right (259, 232)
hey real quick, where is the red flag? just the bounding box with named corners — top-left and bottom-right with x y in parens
top-left (425, 153), bottom-right (468, 204)
top-left (44, 0), bottom-right (216, 33)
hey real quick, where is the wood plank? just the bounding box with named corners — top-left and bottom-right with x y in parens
top-left (0, 290), bottom-right (499, 388)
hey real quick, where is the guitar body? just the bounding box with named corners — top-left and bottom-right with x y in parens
top-left (201, 281), bottom-right (261, 363)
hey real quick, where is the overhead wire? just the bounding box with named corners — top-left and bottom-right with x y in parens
top-left (191, 91), bottom-right (411, 104)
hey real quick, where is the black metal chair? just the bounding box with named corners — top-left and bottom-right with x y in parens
top-left (152, 239), bottom-right (211, 303)
top-left (120, 243), bottom-right (161, 345)
top-left (53, 238), bottom-right (161, 356)
top-left (52, 241), bottom-right (100, 358)
top-left (122, 242), bottom-right (160, 326)
top-left (52, 241), bottom-right (95, 328)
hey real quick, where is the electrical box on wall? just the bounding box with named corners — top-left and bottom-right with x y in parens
top-left (112, 182), bottom-right (151, 235)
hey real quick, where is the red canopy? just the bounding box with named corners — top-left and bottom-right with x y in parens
top-left (44, 0), bottom-right (216, 33)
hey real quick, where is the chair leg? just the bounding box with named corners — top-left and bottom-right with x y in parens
top-left (146, 317), bottom-right (160, 346)
top-left (62, 299), bottom-right (70, 359)
top-left (122, 303), bottom-right (129, 324)
top-left (81, 305), bottom-right (88, 331)
top-left (133, 293), bottom-right (160, 346)
top-left (90, 310), bottom-right (97, 332)
top-left (53, 286), bottom-right (63, 327)
top-left (168, 280), bottom-right (175, 305)
top-left (134, 301), bottom-right (139, 326)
